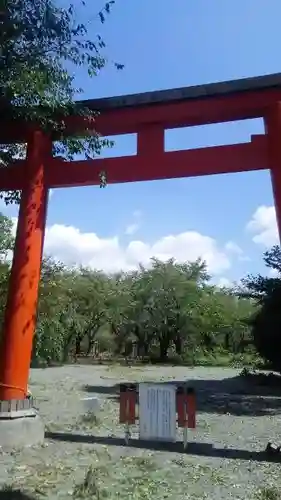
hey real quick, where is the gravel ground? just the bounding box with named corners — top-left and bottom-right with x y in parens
top-left (1, 365), bottom-right (281, 499)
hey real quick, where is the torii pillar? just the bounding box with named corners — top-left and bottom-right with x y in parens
top-left (265, 103), bottom-right (281, 241)
top-left (0, 130), bottom-right (50, 448)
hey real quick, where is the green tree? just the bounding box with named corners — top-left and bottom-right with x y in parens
top-left (65, 268), bottom-right (109, 358)
top-left (106, 258), bottom-right (254, 364)
top-left (109, 259), bottom-right (208, 362)
top-left (193, 289), bottom-right (253, 356)
top-left (106, 272), bottom-right (138, 355)
top-left (0, 0), bottom-right (122, 203)
top-left (0, 213), bottom-right (14, 261)
top-left (240, 245), bottom-right (281, 370)
top-left (0, 213), bottom-right (14, 327)
top-left (33, 257), bottom-right (69, 365)
top-left (34, 262), bottom-right (111, 364)
top-left (240, 245), bottom-right (281, 302)
top-left (142, 259), bottom-right (200, 360)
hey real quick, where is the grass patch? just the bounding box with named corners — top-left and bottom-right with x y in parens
top-left (72, 455), bottom-right (161, 498)
top-left (6, 461), bottom-right (75, 497)
top-left (255, 486), bottom-right (280, 500)
top-left (73, 464), bottom-right (106, 499)
top-left (95, 350), bottom-right (260, 370)
top-left (80, 412), bottom-right (100, 426)
top-left (71, 451), bottom-right (197, 499)
top-left (74, 454), bottom-right (230, 499)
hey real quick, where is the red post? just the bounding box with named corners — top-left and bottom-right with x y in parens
top-left (265, 103), bottom-right (281, 240)
top-left (0, 130), bottom-right (51, 400)
top-left (119, 384), bottom-right (137, 424)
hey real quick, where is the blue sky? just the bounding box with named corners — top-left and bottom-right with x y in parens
top-left (5, 0), bottom-right (281, 283)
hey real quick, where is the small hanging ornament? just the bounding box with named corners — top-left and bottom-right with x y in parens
top-left (99, 170), bottom-right (107, 188)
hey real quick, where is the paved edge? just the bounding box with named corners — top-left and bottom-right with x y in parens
top-left (0, 414), bottom-right (45, 449)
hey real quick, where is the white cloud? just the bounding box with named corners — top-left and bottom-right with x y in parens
top-left (224, 240), bottom-right (250, 262)
top-left (6, 205), bottom-right (231, 275)
top-left (216, 277), bottom-right (233, 288)
top-left (238, 255), bottom-right (251, 262)
top-left (125, 223), bottom-right (139, 236)
top-left (125, 209), bottom-right (142, 236)
top-left (132, 210), bottom-right (142, 219)
top-left (268, 268), bottom-right (279, 278)
top-left (225, 241), bottom-right (243, 255)
top-left (40, 224), bottom-right (231, 274)
top-left (10, 216), bottom-right (231, 274)
top-left (246, 205), bottom-right (278, 247)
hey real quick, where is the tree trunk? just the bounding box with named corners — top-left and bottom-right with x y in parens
top-left (224, 332), bottom-right (230, 351)
top-left (62, 328), bottom-right (76, 362)
top-left (75, 335), bottom-right (82, 361)
top-left (138, 340), bottom-right (149, 359)
top-left (174, 334), bottom-right (182, 355)
top-left (159, 336), bottom-right (169, 361)
top-left (86, 332), bottom-right (98, 356)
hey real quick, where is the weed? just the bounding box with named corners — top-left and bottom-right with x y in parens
top-left (72, 465), bottom-right (103, 499)
top-left (256, 486), bottom-right (280, 500)
top-left (80, 412), bottom-right (100, 426)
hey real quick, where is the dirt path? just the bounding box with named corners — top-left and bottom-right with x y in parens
top-left (1, 365), bottom-right (281, 499)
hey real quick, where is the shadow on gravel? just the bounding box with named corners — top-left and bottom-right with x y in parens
top-left (0, 491), bottom-right (35, 499)
top-left (84, 384), bottom-right (118, 395)
top-left (45, 431), bottom-right (281, 463)
top-left (84, 376), bottom-right (281, 416)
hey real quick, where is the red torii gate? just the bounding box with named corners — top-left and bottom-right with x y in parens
top-left (0, 73), bottom-right (281, 403)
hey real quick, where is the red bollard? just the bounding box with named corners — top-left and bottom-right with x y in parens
top-left (187, 387), bottom-right (196, 429)
top-left (119, 384), bottom-right (137, 444)
top-left (176, 386), bottom-right (196, 450)
top-left (176, 386), bottom-right (186, 428)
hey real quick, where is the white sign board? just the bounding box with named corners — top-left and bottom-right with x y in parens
top-left (139, 383), bottom-right (177, 442)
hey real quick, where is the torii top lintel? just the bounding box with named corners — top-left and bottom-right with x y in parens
top-left (84, 72), bottom-right (281, 111)
top-left (2, 73), bottom-right (281, 190)
top-left (78, 72), bottom-right (281, 136)
top-left (3, 72), bottom-right (281, 143)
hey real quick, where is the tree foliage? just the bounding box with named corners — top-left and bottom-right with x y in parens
top-left (0, 213), bottom-right (259, 367)
top-left (0, 0), bottom-right (122, 203)
top-left (0, 213), bottom-right (13, 326)
top-left (240, 245), bottom-right (281, 371)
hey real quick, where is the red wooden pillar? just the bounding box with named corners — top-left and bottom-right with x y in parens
top-left (0, 130), bottom-right (51, 401)
top-left (265, 103), bottom-right (281, 240)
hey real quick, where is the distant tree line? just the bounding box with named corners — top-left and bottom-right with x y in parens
top-left (1, 212), bottom-right (280, 370)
